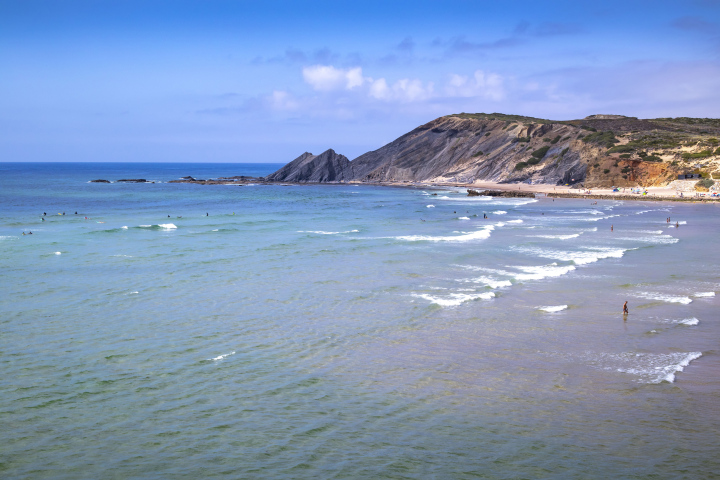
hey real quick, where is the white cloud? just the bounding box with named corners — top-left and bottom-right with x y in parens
top-left (445, 70), bottom-right (505, 100)
top-left (368, 77), bottom-right (434, 102)
top-left (269, 90), bottom-right (299, 110)
top-left (302, 65), bottom-right (368, 91)
top-left (369, 78), bottom-right (390, 100)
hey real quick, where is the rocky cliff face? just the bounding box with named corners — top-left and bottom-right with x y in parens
top-left (266, 113), bottom-right (720, 186)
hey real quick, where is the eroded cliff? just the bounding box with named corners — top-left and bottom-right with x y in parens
top-left (266, 113), bottom-right (720, 186)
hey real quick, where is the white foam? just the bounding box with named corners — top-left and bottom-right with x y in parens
top-left (636, 292), bottom-right (692, 304)
top-left (513, 263), bottom-right (576, 280)
top-left (461, 276), bottom-right (513, 288)
top-left (529, 234), bottom-right (582, 240)
top-left (412, 291), bottom-right (495, 307)
top-left (538, 305), bottom-right (568, 313)
top-left (585, 351), bottom-right (702, 383)
top-left (426, 205), bottom-right (435, 208)
top-left (158, 223), bottom-right (177, 229)
top-left (458, 216), bottom-right (470, 220)
top-left (493, 210), bottom-right (507, 215)
top-left (212, 229), bottom-right (219, 231)
top-left (125, 291), bottom-right (139, 295)
top-left (616, 235), bottom-right (679, 244)
top-left (394, 226), bottom-right (494, 243)
top-left (675, 318), bottom-right (699, 326)
top-left (299, 230), bottom-right (358, 235)
top-left (516, 246), bottom-right (630, 265)
top-left (210, 351), bottom-right (235, 361)
top-left (694, 291), bottom-right (715, 298)
top-left (54, 251), bottom-right (61, 255)
top-left (507, 219), bottom-right (523, 224)
top-left (140, 225), bottom-right (151, 228)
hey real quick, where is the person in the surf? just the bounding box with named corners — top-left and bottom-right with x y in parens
top-left (623, 301), bottom-right (628, 314)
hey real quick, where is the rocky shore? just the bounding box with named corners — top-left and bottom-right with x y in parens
top-left (467, 189), bottom-right (536, 198)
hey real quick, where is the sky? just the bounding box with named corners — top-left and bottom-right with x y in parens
top-left (2, 0), bottom-right (720, 163)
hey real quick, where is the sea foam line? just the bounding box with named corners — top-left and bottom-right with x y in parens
top-left (299, 230), bottom-right (359, 235)
top-left (393, 226), bottom-right (494, 242)
top-left (537, 305), bottom-right (568, 313)
top-left (529, 233), bottom-right (582, 240)
top-left (209, 351), bottom-right (235, 361)
top-left (412, 291), bottom-right (495, 307)
top-left (515, 246), bottom-right (631, 265)
top-left (585, 351), bottom-right (702, 383)
top-left (636, 292), bottom-right (692, 304)
top-left (693, 291), bottom-right (715, 298)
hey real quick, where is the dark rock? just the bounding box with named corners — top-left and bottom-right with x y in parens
top-left (265, 149), bottom-right (353, 182)
top-left (116, 179), bottom-right (148, 183)
top-left (468, 189), bottom-right (535, 198)
top-left (90, 179), bottom-right (111, 183)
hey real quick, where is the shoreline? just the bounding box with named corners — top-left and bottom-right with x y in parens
top-left (378, 180), bottom-right (720, 203)
top-left (108, 176), bottom-right (720, 203)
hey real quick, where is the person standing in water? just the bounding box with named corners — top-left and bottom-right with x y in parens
top-left (623, 301), bottom-right (629, 314)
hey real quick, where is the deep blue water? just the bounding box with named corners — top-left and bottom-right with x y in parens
top-left (1, 163), bottom-right (719, 479)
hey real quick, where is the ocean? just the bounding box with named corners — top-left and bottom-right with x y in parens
top-left (1, 162), bottom-right (719, 479)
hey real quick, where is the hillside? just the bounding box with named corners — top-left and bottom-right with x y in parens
top-left (266, 113), bottom-right (720, 187)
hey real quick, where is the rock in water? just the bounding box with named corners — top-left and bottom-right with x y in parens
top-left (468, 189), bottom-right (535, 198)
top-left (265, 150), bottom-right (353, 182)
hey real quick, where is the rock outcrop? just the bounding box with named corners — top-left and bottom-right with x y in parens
top-left (264, 149), bottom-right (352, 183)
top-left (467, 189), bottom-right (535, 198)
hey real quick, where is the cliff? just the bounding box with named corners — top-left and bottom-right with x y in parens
top-left (266, 113), bottom-right (720, 187)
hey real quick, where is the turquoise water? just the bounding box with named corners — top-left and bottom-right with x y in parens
top-left (1, 163), bottom-right (719, 479)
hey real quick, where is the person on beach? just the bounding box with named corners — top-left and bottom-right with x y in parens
top-left (623, 301), bottom-right (628, 314)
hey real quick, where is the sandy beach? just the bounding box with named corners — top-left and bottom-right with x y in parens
top-left (390, 179), bottom-right (720, 202)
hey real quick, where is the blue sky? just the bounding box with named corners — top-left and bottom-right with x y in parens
top-left (2, 0), bottom-right (720, 163)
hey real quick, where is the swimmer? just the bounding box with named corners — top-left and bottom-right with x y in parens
top-left (611, 225), bottom-right (613, 231)
top-left (41, 217), bottom-right (45, 221)
top-left (206, 213), bottom-right (209, 216)
top-left (676, 221), bottom-right (679, 228)
top-left (623, 301), bottom-right (628, 315)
